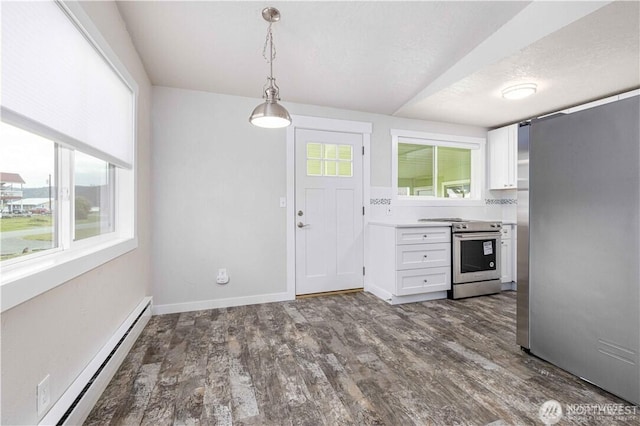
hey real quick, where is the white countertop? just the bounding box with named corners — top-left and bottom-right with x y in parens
top-left (369, 219), bottom-right (516, 228)
top-left (368, 220), bottom-right (453, 228)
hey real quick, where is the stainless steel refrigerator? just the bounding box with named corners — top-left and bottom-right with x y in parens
top-left (517, 95), bottom-right (640, 404)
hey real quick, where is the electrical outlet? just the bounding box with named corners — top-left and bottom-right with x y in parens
top-left (37, 374), bottom-right (51, 416)
top-left (216, 268), bottom-right (229, 284)
top-left (279, 197), bottom-right (286, 208)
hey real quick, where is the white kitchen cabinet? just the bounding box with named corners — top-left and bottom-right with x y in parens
top-left (367, 224), bottom-right (451, 304)
top-left (488, 123), bottom-right (518, 190)
top-left (500, 225), bottom-right (516, 286)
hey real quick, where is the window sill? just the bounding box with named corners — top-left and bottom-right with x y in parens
top-left (1, 236), bottom-right (137, 312)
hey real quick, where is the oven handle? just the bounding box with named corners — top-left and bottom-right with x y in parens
top-left (453, 232), bottom-right (502, 239)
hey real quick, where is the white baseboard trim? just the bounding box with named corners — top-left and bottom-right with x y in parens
top-left (365, 283), bottom-right (393, 303)
top-left (501, 282), bottom-right (516, 291)
top-left (152, 291), bottom-right (294, 315)
top-left (388, 291), bottom-right (448, 305)
top-left (39, 296), bottom-right (152, 426)
top-left (366, 284), bottom-right (447, 305)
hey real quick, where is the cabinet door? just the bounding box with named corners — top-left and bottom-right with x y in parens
top-left (501, 238), bottom-right (512, 283)
top-left (488, 124), bottom-right (517, 189)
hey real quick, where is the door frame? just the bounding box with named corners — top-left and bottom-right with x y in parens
top-left (286, 115), bottom-right (372, 299)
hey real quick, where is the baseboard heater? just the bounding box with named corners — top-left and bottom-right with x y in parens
top-left (39, 297), bottom-right (152, 426)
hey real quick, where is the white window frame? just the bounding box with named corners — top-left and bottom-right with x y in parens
top-left (0, 1), bottom-right (138, 312)
top-left (391, 129), bottom-right (485, 206)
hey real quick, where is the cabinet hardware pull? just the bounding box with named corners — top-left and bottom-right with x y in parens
top-left (422, 235), bottom-right (427, 238)
top-left (423, 279), bottom-right (428, 283)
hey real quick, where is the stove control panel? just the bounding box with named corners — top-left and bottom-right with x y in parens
top-left (453, 221), bottom-right (502, 233)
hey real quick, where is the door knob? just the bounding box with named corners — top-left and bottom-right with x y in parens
top-left (297, 222), bottom-right (310, 228)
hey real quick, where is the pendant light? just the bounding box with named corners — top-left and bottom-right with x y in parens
top-left (249, 7), bottom-right (291, 129)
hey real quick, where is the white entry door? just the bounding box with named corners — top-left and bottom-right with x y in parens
top-left (295, 128), bottom-right (364, 295)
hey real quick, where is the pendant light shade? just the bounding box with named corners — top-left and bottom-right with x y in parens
top-left (249, 7), bottom-right (291, 129)
top-left (250, 100), bottom-right (291, 128)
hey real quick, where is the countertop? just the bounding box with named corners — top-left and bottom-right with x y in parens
top-left (369, 220), bottom-right (517, 228)
top-left (368, 220), bottom-right (453, 228)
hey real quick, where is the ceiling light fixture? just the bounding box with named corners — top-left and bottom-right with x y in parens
top-left (249, 7), bottom-right (291, 129)
top-left (502, 83), bottom-right (537, 100)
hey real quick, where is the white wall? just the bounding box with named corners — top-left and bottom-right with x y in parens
top-left (152, 87), bottom-right (490, 311)
top-left (0, 2), bottom-right (152, 424)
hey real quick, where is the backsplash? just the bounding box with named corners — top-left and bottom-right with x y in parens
top-left (485, 198), bottom-right (517, 205)
top-left (370, 197), bottom-right (516, 205)
top-left (368, 186), bottom-right (516, 222)
top-left (370, 198), bottom-right (392, 205)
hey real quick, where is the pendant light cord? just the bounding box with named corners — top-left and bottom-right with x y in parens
top-left (262, 22), bottom-right (276, 80)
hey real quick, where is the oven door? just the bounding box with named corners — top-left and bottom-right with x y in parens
top-left (453, 232), bottom-right (501, 284)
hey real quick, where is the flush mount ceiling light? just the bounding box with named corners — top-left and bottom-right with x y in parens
top-left (502, 83), bottom-right (537, 100)
top-left (249, 7), bottom-right (291, 129)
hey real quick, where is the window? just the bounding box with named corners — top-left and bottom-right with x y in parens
top-left (0, 123), bottom-right (57, 261)
top-left (1, 0), bottom-right (138, 311)
top-left (306, 143), bottom-right (353, 177)
top-left (73, 152), bottom-right (114, 241)
top-left (391, 130), bottom-right (485, 203)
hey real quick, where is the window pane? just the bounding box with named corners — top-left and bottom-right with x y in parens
top-left (338, 161), bottom-right (352, 177)
top-left (397, 143), bottom-right (434, 196)
top-left (0, 122), bottom-right (57, 261)
top-left (74, 151), bottom-right (113, 240)
top-left (307, 143), bottom-right (323, 159)
top-left (325, 161), bottom-right (337, 176)
top-left (437, 147), bottom-right (471, 198)
top-left (307, 159), bottom-right (322, 176)
top-left (324, 144), bottom-right (337, 160)
top-left (338, 145), bottom-right (352, 161)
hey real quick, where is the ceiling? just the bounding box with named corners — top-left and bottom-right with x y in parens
top-left (116, 1), bottom-right (640, 128)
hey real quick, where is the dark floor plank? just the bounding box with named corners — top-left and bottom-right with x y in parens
top-left (86, 291), bottom-right (635, 426)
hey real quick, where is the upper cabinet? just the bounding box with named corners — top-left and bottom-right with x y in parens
top-left (487, 123), bottom-right (517, 190)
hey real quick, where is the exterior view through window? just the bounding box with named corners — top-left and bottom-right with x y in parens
top-left (74, 151), bottom-right (114, 241)
top-left (0, 121), bottom-right (117, 262)
top-left (397, 142), bottom-right (471, 198)
top-left (0, 122), bottom-right (57, 261)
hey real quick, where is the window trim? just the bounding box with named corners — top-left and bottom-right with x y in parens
top-left (391, 129), bottom-right (486, 206)
top-left (0, 0), bottom-right (138, 312)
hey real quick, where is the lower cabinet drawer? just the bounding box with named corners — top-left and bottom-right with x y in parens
top-left (396, 243), bottom-right (450, 270)
top-left (396, 267), bottom-right (451, 296)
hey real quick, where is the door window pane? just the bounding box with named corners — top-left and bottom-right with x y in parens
top-left (0, 122), bottom-right (57, 260)
top-left (74, 151), bottom-right (113, 240)
top-left (306, 142), bottom-right (354, 178)
top-left (307, 160), bottom-right (322, 176)
top-left (338, 145), bottom-right (352, 161)
top-left (324, 144), bottom-right (337, 160)
top-left (325, 161), bottom-right (337, 176)
top-left (338, 162), bottom-right (352, 177)
top-left (307, 143), bottom-right (323, 159)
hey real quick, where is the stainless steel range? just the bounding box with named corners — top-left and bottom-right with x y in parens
top-left (420, 218), bottom-right (502, 299)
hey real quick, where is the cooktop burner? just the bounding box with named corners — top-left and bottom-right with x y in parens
top-left (418, 218), bottom-right (464, 222)
top-left (418, 218), bottom-right (502, 232)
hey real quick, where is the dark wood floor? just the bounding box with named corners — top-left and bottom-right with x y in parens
top-left (85, 291), bottom-right (633, 425)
